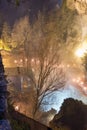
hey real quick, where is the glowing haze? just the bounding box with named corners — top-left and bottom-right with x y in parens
top-left (75, 41), bottom-right (87, 57)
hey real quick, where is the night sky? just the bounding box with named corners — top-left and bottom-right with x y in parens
top-left (0, 0), bottom-right (62, 24)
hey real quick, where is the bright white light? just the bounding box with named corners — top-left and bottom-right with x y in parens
top-left (75, 48), bottom-right (85, 57)
top-left (31, 58), bottom-right (34, 62)
top-left (75, 42), bottom-right (87, 57)
top-left (15, 105), bottom-right (19, 111)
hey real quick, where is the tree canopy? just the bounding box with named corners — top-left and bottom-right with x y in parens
top-left (50, 98), bottom-right (87, 130)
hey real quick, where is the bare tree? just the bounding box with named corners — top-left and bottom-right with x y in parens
top-left (11, 16), bottom-right (31, 51)
top-left (26, 13), bottom-right (66, 118)
top-left (11, 12), bottom-right (66, 119)
top-left (11, 15), bottom-right (32, 69)
top-left (1, 22), bottom-right (11, 51)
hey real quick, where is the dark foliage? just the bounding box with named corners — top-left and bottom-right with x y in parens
top-left (50, 98), bottom-right (87, 130)
top-left (8, 102), bottom-right (31, 130)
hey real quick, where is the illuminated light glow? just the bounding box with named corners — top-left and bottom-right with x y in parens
top-left (78, 77), bottom-right (81, 81)
top-left (75, 48), bottom-right (86, 57)
top-left (0, 39), bottom-right (3, 50)
top-left (58, 64), bottom-right (64, 68)
top-left (0, 39), bottom-right (3, 44)
top-left (75, 42), bottom-right (87, 57)
top-left (14, 60), bottom-right (17, 64)
top-left (20, 59), bottom-right (23, 62)
top-left (32, 68), bottom-right (35, 72)
top-left (83, 87), bottom-right (87, 91)
top-left (31, 58), bottom-right (34, 62)
top-left (67, 64), bottom-right (70, 68)
top-left (72, 78), bottom-right (76, 82)
top-left (23, 84), bottom-right (28, 88)
top-left (25, 58), bottom-right (28, 62)
top-left (0, 39), bottom-right (11, 51)
top-left (0, 46), bottom-right (3, 50)
top-left (80, 82), bottom-right (84, 85)
top-left (15, 105), bottom-right (19, 111)
top-left (76, 79), bottom-right (80, 83)
top-left (48, 114), bottom-right (54, 121)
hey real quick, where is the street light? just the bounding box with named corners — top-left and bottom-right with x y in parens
top-left (75, 41), bottom-right (87, 58)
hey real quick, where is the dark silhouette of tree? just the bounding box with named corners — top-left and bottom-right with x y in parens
top-left (50, 98), bottom-right (87, 130)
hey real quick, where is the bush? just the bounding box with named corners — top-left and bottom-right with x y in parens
top-left (8, 101), bottom-right (31, 130)
top-left (50, 98), bottom-right (87, 130)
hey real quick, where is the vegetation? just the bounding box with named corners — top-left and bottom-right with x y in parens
top-left (8, 11), bottom-right (67, 119)
top-left (10, 118), bottom-right (30, 130)
top-left (50, 98), bottom-right (87, 130)
top-left (7, 0), bottom-right (82, 119)
top-left (0, 0), bottom-right (86, 126)
top-left (8, 102), bottom-right (31, 130)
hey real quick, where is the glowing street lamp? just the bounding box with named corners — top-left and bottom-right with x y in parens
top-left (15, 105), bottom-right (19, 111)
top-left (75, 41), bottom-right (87, 58)
top-left (75, 48), bottom-right (85, 57)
